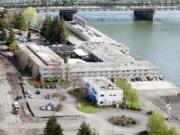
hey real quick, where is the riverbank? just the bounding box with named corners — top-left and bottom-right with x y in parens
top-left (79, 11), bottom-right (180, 87)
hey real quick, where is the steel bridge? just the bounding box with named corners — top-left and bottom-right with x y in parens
top-left (0, 0), bottom-right (179, 21)
top-left (0, 0), bottom-right (179, 10)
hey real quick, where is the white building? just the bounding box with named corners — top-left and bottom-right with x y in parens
top-left (82, 77), bottom-right (123, 106)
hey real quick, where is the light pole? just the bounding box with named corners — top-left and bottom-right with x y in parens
top-left (165, 102), bottom-right (172, 120)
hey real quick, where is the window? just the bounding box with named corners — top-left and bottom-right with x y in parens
top-left (86, 83), bottom-right (89, 87)
top-left (100, 94), bottom-right (104, 97)
top-left (92, 88), bottom-right (97, 94)
top-left (100, 101), bottom-right (104, 104)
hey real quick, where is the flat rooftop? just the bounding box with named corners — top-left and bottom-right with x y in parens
top-left (67, 21), bottom-right (159, 73)
top-left (80, 41), bottom-right (133, 63)
top-left (68, 58), bottom-right (86, 64)
top-left (17, 43), bottom-right (64, 67)
top-left (66, 61), bottom-right (158, 72)
top-left (68, 22), bottom-right (136, 63)
top-left (83, 77), bottom-right (123, 92)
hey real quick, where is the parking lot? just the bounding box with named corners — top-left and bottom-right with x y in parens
top-left (22, 82), bottom-right (81, 117)
top-left (130, 80), bottom-right (178, 91)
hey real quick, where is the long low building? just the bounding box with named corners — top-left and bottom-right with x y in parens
top-left (17, 43), bottom-right (64, 80)
top-left (65, 61), bottom-right (159, 81)
top-left (82, 77), bottom-right (123, 106)
top-left (16, 43), bottom-right (159, 81)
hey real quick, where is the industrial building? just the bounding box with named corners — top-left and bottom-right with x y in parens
top-left (82, 77), bottom-right (123, 106)
top-left (65, 61), bottom-right (159, 82)
top-left (16, 19), bottom-right (160, 82)
top-left (65, 20), bottom-right (160, 82)
top-left (17, 43), bottom-right (64, 80)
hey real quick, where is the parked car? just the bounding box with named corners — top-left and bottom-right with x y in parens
top-left (12, 101), bottom-right (20, 114)
top-left (147, 76), bottom-right (153, 81)
top-left (46, 105), bottom-right (52, 111)
top-left (45, 94), bottom-right (51, 99)
top-left (15, 96), bottom-right (22, 101)
top-left (35, 90), bottom-right (41, 95)
top-left (159, 75), bottom-right (165, 80)
top-left (25, 90), bottom-right (31, 94)
top-left (28, 94), bottom-right (34, 99)
top-left (40, 106), bottom-right (46, 111)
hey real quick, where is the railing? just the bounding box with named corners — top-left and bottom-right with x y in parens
top-left (0, 0), bottom-right (179, 10)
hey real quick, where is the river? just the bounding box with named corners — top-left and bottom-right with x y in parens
top-left (78, 11), bottom-right (180, 86)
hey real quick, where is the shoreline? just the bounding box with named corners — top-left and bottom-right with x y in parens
top-left (67, 15), bottom-right (179, 90)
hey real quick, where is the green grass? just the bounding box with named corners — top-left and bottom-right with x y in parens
top-left (68, 89), bottom-right (87, 103)
top-left (68, 89), bottom-right (98, 113)
top-left (27, 79), bottom-right (36, 86)
top-left (78, 104), bottom-right (98, 113)
top-left (58, 80), bottom-right (72, 88)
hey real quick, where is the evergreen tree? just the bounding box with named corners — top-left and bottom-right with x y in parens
top-left (40, 16), bottom-right (68, 44)
top-left (49, 17), bottom-right (60, 43)
top-left (6, 28), bottom-right (15, 45)
top-left (9, 40), bottom-right (17, 54)
top-left (77, 122), bottom-right (92, 135)
top-left (27, 30), bottom-right (31, 40)
top-left (1, 29), bottom-right (7, 41)
top-left (59, 17), bottom-right (68, 44)
top-left (40, 16), bottom-right (52, 39)
top-left (13, 12), bottom-right (27, 30)
top-left (0, 18), bottom-right (7, 42)
top-left (44, 116), bottom-right (64, 135)
top-left (0, 18), bottom-right (6, 31)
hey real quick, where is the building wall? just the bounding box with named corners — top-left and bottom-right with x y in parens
top-left (67, 23), bottom-right (90, 41)
top-left (39, 67), bottom-right (64, 80)
top-left (17, 46), bottom-right (64, 80)
top-left (82, 78), bottom-right (123, 106)
top-left (68, 69), bottom-right (159, 82)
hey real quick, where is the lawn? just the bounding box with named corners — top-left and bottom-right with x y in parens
top-left (68, 89), bottom-right (99, 113)
top-left (68, 89), bottom-right (87, 103)
top-left (78, 104), bottom-right (98, 113)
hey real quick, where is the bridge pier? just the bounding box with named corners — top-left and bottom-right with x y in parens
top-left (134, 9), bottom-right (155, 21)
top-left (59, 9), bottom-right (78, 21)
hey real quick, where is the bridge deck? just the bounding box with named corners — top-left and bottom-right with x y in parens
top-left (0, 0), bottom-right (179, 10)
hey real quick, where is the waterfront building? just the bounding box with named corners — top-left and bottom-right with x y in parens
top-left (65, 19), bottom-right (160, 82)
top-left (16, 18), bottom-right (160, 82)
top-left (65, 61), bottom-right (158, 82)
top-left (82, 77), bottom-right (123, 106)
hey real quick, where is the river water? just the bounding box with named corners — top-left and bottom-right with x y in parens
top-left (78, 11), bottom-right (180, 86)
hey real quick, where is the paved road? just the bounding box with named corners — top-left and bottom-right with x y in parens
top-left (0, 57), bottom-right (21, 135)
top-left (56, 88), bottom-right (148, 135)
top-left (0, 49), bottom-right (148, 135)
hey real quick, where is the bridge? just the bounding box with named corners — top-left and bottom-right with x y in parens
top-left (0, 0), bottom-right (180, 20)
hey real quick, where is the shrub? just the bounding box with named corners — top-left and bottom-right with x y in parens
top-left (138, 131), bottom-right (149, 135)
top-left (147, 110), bottom-right (154, 115)
top-left (109, 115), bottom-right (137, 127)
